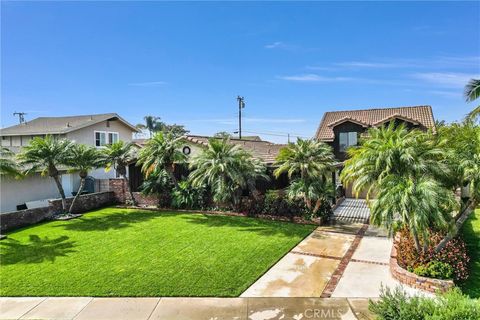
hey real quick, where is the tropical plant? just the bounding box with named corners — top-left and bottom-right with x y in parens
top-left (172, 180), bottom-right (207, 209)
top-left (136, 131), bottom-right (186, 188)
top-left (341, 123), bottom-right (455, 252)
top-left (464, 78), bottom-right (480, 121)
top-left (188, 138), bottom-right (268, 207)
top-left (136, 115), bottom-right (164, 138)
top-left (17, 135), bottom-right (75, 213)
top-left (140, 169), bottom-right (172, 207)
top-left (434, 123), bottom-right (480, 252)
top-left (64, 144), bottom-right (102, 214)
top-left (274, 138), bottom-right (335, 217)
top-left (100, 141), bottom-right (136, 205)
top-left (0, 147), bottom-right (22, 178)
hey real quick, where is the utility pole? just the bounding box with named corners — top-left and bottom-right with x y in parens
top-left (236, 96), bottom-right (245, 139)
top-left (13, 112), bottom-right (27, 124)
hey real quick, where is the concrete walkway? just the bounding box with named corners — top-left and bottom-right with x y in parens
top-left (0, 297), bottom-right (375, 320)
top-left (241, 199), bottom-right (426, 299)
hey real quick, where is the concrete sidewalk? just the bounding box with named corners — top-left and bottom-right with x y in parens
top-left (0, 297), bottom-right (375, 320)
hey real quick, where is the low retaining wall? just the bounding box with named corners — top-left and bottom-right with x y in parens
top-left (0, 206), bottom-right (51, 232)
top-left (390, 240), bottom-right (454, 294)
top-left (108, 179), bottom-right (159, 206)
top-left (1, 191), bottom-right (114, 232)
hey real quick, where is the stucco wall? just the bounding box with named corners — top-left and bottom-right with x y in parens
top-left (0, 174), bottom-right (63, 212)
top-left (66, 119), bottom-right (134, 145)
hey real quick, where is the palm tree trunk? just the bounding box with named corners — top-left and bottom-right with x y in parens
top-left (122, 174), bottom-right (137, 206)
top-left (434, 200), bottom-right (477, 253)
top-left (166, 165), bottom-right (179, 188)
top-left (52, 175), bottom-right (67, 213)
top-left (69, 178), bottom-right (85, 214)
top-left (313, 199), bottom-right (322, 214)
top-left (411, 225), bottom-right (422, 253)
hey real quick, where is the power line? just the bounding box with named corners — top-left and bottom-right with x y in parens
top-left (241, 130), bottom-right (311, 141)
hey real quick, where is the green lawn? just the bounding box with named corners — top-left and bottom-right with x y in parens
top-left (461, 208), bottom-right (480, 298)
top-left (0, 207), bottom-right (315, 297)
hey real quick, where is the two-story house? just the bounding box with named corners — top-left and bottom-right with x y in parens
top-left (0, 113), bottom-right (139, 212)
top-left (315, 105), bottom-right (436, 198)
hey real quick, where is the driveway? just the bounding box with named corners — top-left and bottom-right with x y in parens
top-left (241, 199), bottom-right (426, 298)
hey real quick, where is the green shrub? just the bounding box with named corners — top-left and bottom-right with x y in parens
top-left (262, 190), bottom-right (306, 217)
top-left (369, 286), bottom-right (480, 320)
top-left (171, 181), bottom-right (207, 210)
top-left (413, 261), bottom-right (454, 280)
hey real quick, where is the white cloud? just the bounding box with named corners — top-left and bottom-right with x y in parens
top-left (412, 72), bottom-right (480, 88)
top-left (335, 61), bottom-right (400, 68)
top-left (264, 41), bottom-right (286, 49)
top-left (278, 74), bottom-right (353, 82)
top-left (128, 81), bottom-right (167, 87)
top-left (428, 90), bottom-right (462, 99)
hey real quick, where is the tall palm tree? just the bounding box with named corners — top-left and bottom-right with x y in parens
top-left (341, 123), bottom-right (453, 252)
top-left (100, 141), bottom-right (136, 205)
top-left (0, 147), bottom-right (22, 178)
top-left (189, 138), bottom-right (268, 207)
top-left (136, 131), bottom-right (186, 188)
top-left (136, 116), bottom-right (164, 138)
top-left (17, 136), bottom-right (75, 213)
top-left (465, 78), bottom-right (480, 122)
top-left (65, 144), bottom-right (102, 214)
top-left (274, 138), bottom-right (336, 215)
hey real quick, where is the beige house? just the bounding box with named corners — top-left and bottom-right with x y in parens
top-left (0, 113), bottom-right (139, 212)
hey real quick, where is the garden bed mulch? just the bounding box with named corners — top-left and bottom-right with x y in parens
top-left (114, 205), bottom-right (325, 226)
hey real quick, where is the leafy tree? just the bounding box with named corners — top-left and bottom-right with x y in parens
top-left (137, 131), bottom-right (186, 188)
top-left (163, 124), bottom-right (189, 137)
top-left (0, 147), bottom-right (22, 178)
top-left (274, 138), bottom-right (335, 216)
top-left (434, 122), bottom-right (480, 252)
top-left (64, 144), bottom-right (102, 214)
top-left (341, 123), bottom-right (454, 253)
top-left (136, 116), bottom-right (164, 138)
top-left (100, 141), bottom-right (137, 205)
top-left (189, 138), bottom-right (268, 207)
top-left (465, 78), bottom-right (480, 122)
top-left (17, 136), bottom-right (75, 213)
top-left (214, 131), bottom-right (233, 139)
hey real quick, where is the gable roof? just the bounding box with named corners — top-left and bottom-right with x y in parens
top-left (183, 135), bottom-right (285, 164)
top-left (315, 105), bottom-right (436, 141)
top-left (134, 135), bottom-right (285, 164)
top-left (0, 113), bottom-right (140, 136)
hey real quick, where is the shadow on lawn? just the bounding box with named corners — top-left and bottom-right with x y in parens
top-left (55, 210), bottom-right (165, 232)
top-left (0, 235), bottom-right (76, 265)
top-left (181, 214), bottom-right (313, 237)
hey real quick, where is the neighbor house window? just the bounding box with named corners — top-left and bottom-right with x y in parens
top-left (95, 132), bottom-right (107, 147)
top-left (339, 132), bottom-right (358, 152)
top-left (108, 132), bottom-right (119, 144)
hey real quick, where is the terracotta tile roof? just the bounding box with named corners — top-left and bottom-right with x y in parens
top-left (315, 105), bottom-right (436, 141)
top-left (183, 135), bottom-right (285, 164)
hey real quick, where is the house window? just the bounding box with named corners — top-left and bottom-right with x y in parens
top-left (108, 132), bottom-right (119, 144)
top-left (95, 132), bottom-right (107, 147)
top-left (95, 131), bottom-right (119, 147)
top-left (339, 132), bottom-right (358, 152)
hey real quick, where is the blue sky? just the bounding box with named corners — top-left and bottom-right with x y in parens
top-left (2, 1), bottom-right (479, 142)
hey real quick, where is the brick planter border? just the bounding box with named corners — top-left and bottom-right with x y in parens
top-left (390, 238), bottom-right (454, 294)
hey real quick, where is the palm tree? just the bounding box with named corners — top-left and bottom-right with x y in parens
top-left (65, 144), bottom-right (102, 214)
top-left (465, 78), bottom-right (480, 121)
top-left (188, 138), bottom-right (268, 207)
top-left (0, 147), bottom-right (22, 178)
top-left (136, 131), bottom-right (186, 188)
top-left (136, 116), bottom-right (164, 138)
top-left (341, 123), bottom-right (454, 252)
top-left (17, 136), bottom-right (75, 213)
top-left (100, 141), bottom-right (136, 205)
top-left (274, 138), bottom-right (336, 216)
